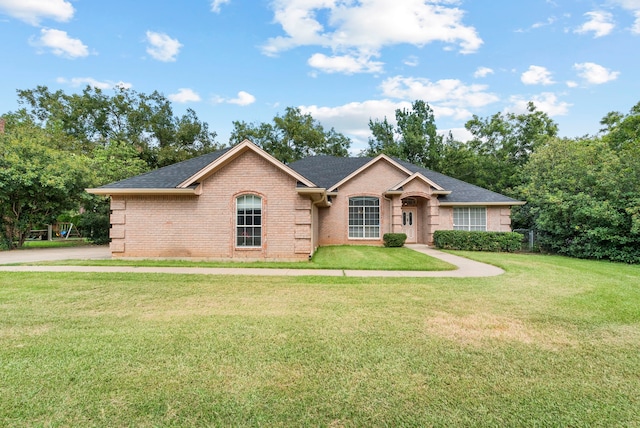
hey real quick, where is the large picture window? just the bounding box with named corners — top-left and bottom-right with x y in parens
top-left (349, 196), bottom-right (380, 239)
top-left (453, 207), bottom-right (486, 231)
top-left (236, 194), bottom-right (262, 247)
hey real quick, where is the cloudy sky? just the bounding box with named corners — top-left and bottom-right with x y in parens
top-left (1, 0), bottom-right (638, 152)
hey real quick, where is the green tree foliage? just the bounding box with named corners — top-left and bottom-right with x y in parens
top-left (459, 102), bottom-right (558, 196)
top-left (229, 107), bottom-right (351, 163)
top-left (78, 141), bottom-right (150, 244)
top-left (365, 100), bottom-right (444, 170)
top-left (17, 85), bottom-right (220, 168)
top-left (522, 137), bottom-right (640, 263)
top-left (0, 113), bottom-right (91, 248)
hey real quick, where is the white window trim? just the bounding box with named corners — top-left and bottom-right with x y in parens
top-left (236, 194), bottom-right (262, 248)
top-left (453, 206), bottom-right (487, 231)
top-left (348, 196), bottom-right (381, 239)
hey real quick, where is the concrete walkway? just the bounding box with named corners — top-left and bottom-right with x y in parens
top-left (0, 244), bottom-right (503, 278)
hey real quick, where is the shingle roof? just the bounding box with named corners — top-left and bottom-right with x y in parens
top-left (98, 146), bottom-right (522, 205)
top-left (98, 147), bottom-right (232, 189)
top-left (391, 158), bottom-right (520, 204)
top-left (289, 155), bottom-right (521, 204)
top-left (287, 156), bottom-right (371, 189)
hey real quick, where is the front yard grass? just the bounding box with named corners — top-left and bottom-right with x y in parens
top-left (1, 253), bottom-right (639, 426)
top-left (33, 245), bottom-right (457, 271)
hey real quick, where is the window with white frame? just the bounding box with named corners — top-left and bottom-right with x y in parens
top-left (236, 194), bottom-right (262, 247)
top-left (453, 207), bottom-right (487, 231)
top-left (349, 196), bottom-right (380, 238)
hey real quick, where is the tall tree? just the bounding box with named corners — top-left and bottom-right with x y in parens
top-left (0, 112), bottom-right (91, 248)
top-left (229, 107), bottom-right (351, 163)
top-left (16, 85), bottom-right (220, 168)
top-left (459, 102), bottom-right (558, 195)
top-left (365, 100), bottom-right (444, 170)
top-left (521, 136), bottom-right (640, 263)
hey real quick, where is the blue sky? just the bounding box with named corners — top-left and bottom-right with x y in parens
top-left (1, 0), bottom-right (638, 153)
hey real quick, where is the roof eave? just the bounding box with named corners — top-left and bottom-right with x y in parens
top-left (86, 187), bottom-right (200, 196)
top-left (438, 201), bottom-right (526, 207)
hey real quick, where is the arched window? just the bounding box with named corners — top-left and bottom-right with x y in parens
top-left (236, 194), bottom-right (262, 247)
top-left (348, 196), bottom-right (380, 239)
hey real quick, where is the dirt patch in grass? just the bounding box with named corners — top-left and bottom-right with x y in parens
top-left (595, 324), bottom-right (640, 347)
top-left (424, 311), bottom-right (577, 349)
top-left (1, 324), bottom-right (52, 339)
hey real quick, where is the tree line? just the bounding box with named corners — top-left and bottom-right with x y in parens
top-left (1, 86), bottom-right (638, 263)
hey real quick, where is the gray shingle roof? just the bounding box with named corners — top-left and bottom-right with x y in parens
top-left (287, 156), bottom-right (370, 189)
top-left (289, 155), bottom-right (521, 204)
top-left (391, 158), bottom-right (520, 204)
top-left (98, 147), bottom-right (232, 189)
top-left (98, 146), bottom-right (521, 204)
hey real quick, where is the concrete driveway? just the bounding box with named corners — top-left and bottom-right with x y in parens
top-left (0, 244), bottom-right (504, 277)
top-left (0, 245), bottom-right (111, 264)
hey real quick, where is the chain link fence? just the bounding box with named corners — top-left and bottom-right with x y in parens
top-left (513, 229), bottom-right (538, 251)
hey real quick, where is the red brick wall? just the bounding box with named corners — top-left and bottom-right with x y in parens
top-left (110, 150), bottom-right (312, 261)
top-left (318, 159), bottom-right (407, 246)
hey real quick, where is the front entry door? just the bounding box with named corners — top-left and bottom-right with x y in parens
top-left (401, 207), bottom-right (417, 244)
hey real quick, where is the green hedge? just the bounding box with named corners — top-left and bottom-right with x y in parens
top-left (433, 230), bottom-right (523, 252)
top-left (383, 233), bottom-right (407, 247)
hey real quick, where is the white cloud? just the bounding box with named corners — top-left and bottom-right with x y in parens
top-left (566, 80), bottom-right (578, 88)
top-left (380, 75), bottom-right (499, 113)
top-left (168, 88), bottom-right (201, 103)
top-left (403, 55), bottom-right (419, 67)
top-left (610, 1), bottom-right (640, 33)
top-left (262, 0), bottom-right (482, 73)
top-left (521, 65), bottom-right (555, 85)
top-left (30, 28), bottom-right (89, 58)
top-left (214, 91), bottom-right (256, 106)
top-left (57, 77), bottom-right (132, 90)
top-left (573, 62), bottom-right (620, 84)
top-left (211, 0), bottom-right (230, 13)
top-left (506, 92), bottom-right (571, 116)
top-left (301, 98), bottom-right (485, 153)
top-left (145, 31), bottom-right (182, 62)
top-left (517, 16), bottom-right (557, 32)
top-left (0, 0), bottom-right (74, 25)
top-left (532, 16), bottom-right (557, 29)
top-left (307, 53), bottom-right (383, 74)
top-left (473, 66), bottom-right (494, 78)
top-left (442, 127), bottom-right (473, 142)
top-left (300, 99), bottom-right (410, 152)
top-left (575, 11), bottom-right (615, 37)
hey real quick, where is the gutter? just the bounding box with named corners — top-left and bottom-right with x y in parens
top-left (86, 184), bottom-right (202, 196)
top-left (296, 188), bottom-right (331, 207)
top-left (438, 201), bottom-right (527, 206)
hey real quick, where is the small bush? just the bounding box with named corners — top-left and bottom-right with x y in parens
top-left (433, 230), bottom-right (523, 252)
top-left (383, 233), bottom-right (407, 247)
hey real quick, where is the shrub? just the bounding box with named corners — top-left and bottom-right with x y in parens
top-left (433, 230), bottom-right (522, 252)
top-left (383, 233), bottom-right (407, 247)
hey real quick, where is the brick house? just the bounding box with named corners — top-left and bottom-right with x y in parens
top-left (87, 140), bottom-right (524, 260)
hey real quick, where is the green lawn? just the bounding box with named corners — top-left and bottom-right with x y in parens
top-left (1, 253), bottom-right (639, 426)
top-left (36, 245), bottom-right (457, 271)
top-left (20, 238), bottom-right (89, 249)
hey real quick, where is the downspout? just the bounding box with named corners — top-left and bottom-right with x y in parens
top-left (383, 193), bottom-right (393, 236)
top-left (297, 188), bottom-right (331, 259)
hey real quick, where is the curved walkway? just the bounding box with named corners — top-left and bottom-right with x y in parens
top-left (0, 244), bottom-right (504, 278)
